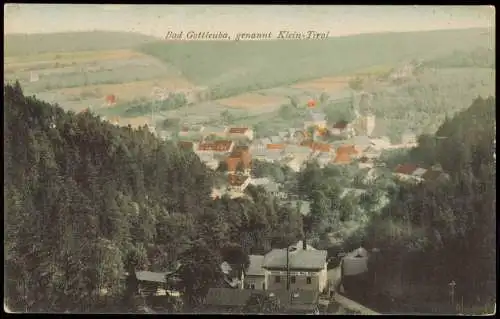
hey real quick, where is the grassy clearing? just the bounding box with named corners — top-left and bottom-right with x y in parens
top-left (217, 93), bottom-right (289, 109)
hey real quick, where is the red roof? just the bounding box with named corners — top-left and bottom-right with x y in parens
top-left (198, 140), bottom-right (233, 152)
top-left (307, 99), bottom-right (316, 108)
top-left (394, 163), bottom-right (419, 175)
top-left (228, 127), bottom-right (249, 134)
top-left (226, 157), bottom-right (241, 172)
top-left (267, 144), bottom-right (285, 150)
top-left (337, 145), bottom-right (358, 155)
top-left (333, 121), bottom-right (349, 129)
top-left (334, 153), bottom-right (351, 164)
top-left (228, 174), bottom-right (249, 187)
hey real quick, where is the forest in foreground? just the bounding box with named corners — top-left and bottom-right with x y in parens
top-left (4, 82), bottom-right (303, 312)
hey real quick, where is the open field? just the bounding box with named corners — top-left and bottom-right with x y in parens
top-left (49, 77), bottom-right (194, 103)
top-left (217, 93), bottom-right (289, 110)
top-left (291, 76), bottom-right (352, 92)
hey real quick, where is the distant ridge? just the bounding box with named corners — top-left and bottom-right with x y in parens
top-left (4, 31), bottom-right (160, 56)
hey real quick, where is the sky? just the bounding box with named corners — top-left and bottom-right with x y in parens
top-left (4, 5), bottom-right (495, 38)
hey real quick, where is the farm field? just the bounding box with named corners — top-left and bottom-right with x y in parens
top-left (290, 76), bottom-right (352, 92)
top-left (217, 93), bottom-right (289, 111)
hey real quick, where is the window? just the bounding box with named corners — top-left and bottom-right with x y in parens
top-left (291, 276), bottom-right (296, 284)
top-left (275, 276), bottom-right (281, 283)
top-left (307, 277), bottom-right (312, 284)
top-left (250, 284), bottom-right (255, 290)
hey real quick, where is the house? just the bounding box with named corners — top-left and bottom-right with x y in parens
top-left (197, 140), bottom-right (234, 154)
top-left (243, 255), bottom-right (266, 290)
top-left (228, 127), bottom-right (254, 141)
top-left (228, 174), bottom-right (251, 192)
top-left (330, 120), bottom-right (354, 138)
top-left (262, 243), bottom-right (328, 294)
top-left (393, 163), bottom-right (423, 182)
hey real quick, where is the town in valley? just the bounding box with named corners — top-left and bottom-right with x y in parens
top-left (4, 4), bottom-right (496, 315)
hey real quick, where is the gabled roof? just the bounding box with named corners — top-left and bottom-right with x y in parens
top-left (246, 255), bottom-right (265, 276)
top-left (262, 249), bottom-right (327, 270)
top-left (228, 127), bottom-right (249, 134)
top-left (266, 143), bottom-right (286, 150)
top-left (394, 163), bottom-right (419, 175)
top-left (198, 140), bottom-right (233, 152)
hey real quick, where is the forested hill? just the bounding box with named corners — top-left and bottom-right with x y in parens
top-left (4, 82), bottom-right (303, 312)
top-left (361, 96), bottom-right (496, 312)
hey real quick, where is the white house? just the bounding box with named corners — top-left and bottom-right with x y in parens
top-left (262, 243), bottom-right (328, 294)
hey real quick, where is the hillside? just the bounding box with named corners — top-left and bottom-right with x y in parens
top-left (4, 31), bottom-right (160, 56)
top-left (4, 82), bottom-right (303, 312)
top-left (358, 96), bottom-right (496, 314)
top-left (139, 28), bottom-right (492, 98)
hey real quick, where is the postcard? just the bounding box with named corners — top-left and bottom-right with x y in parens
top-left (4, 4), bottom-right (496, 315)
